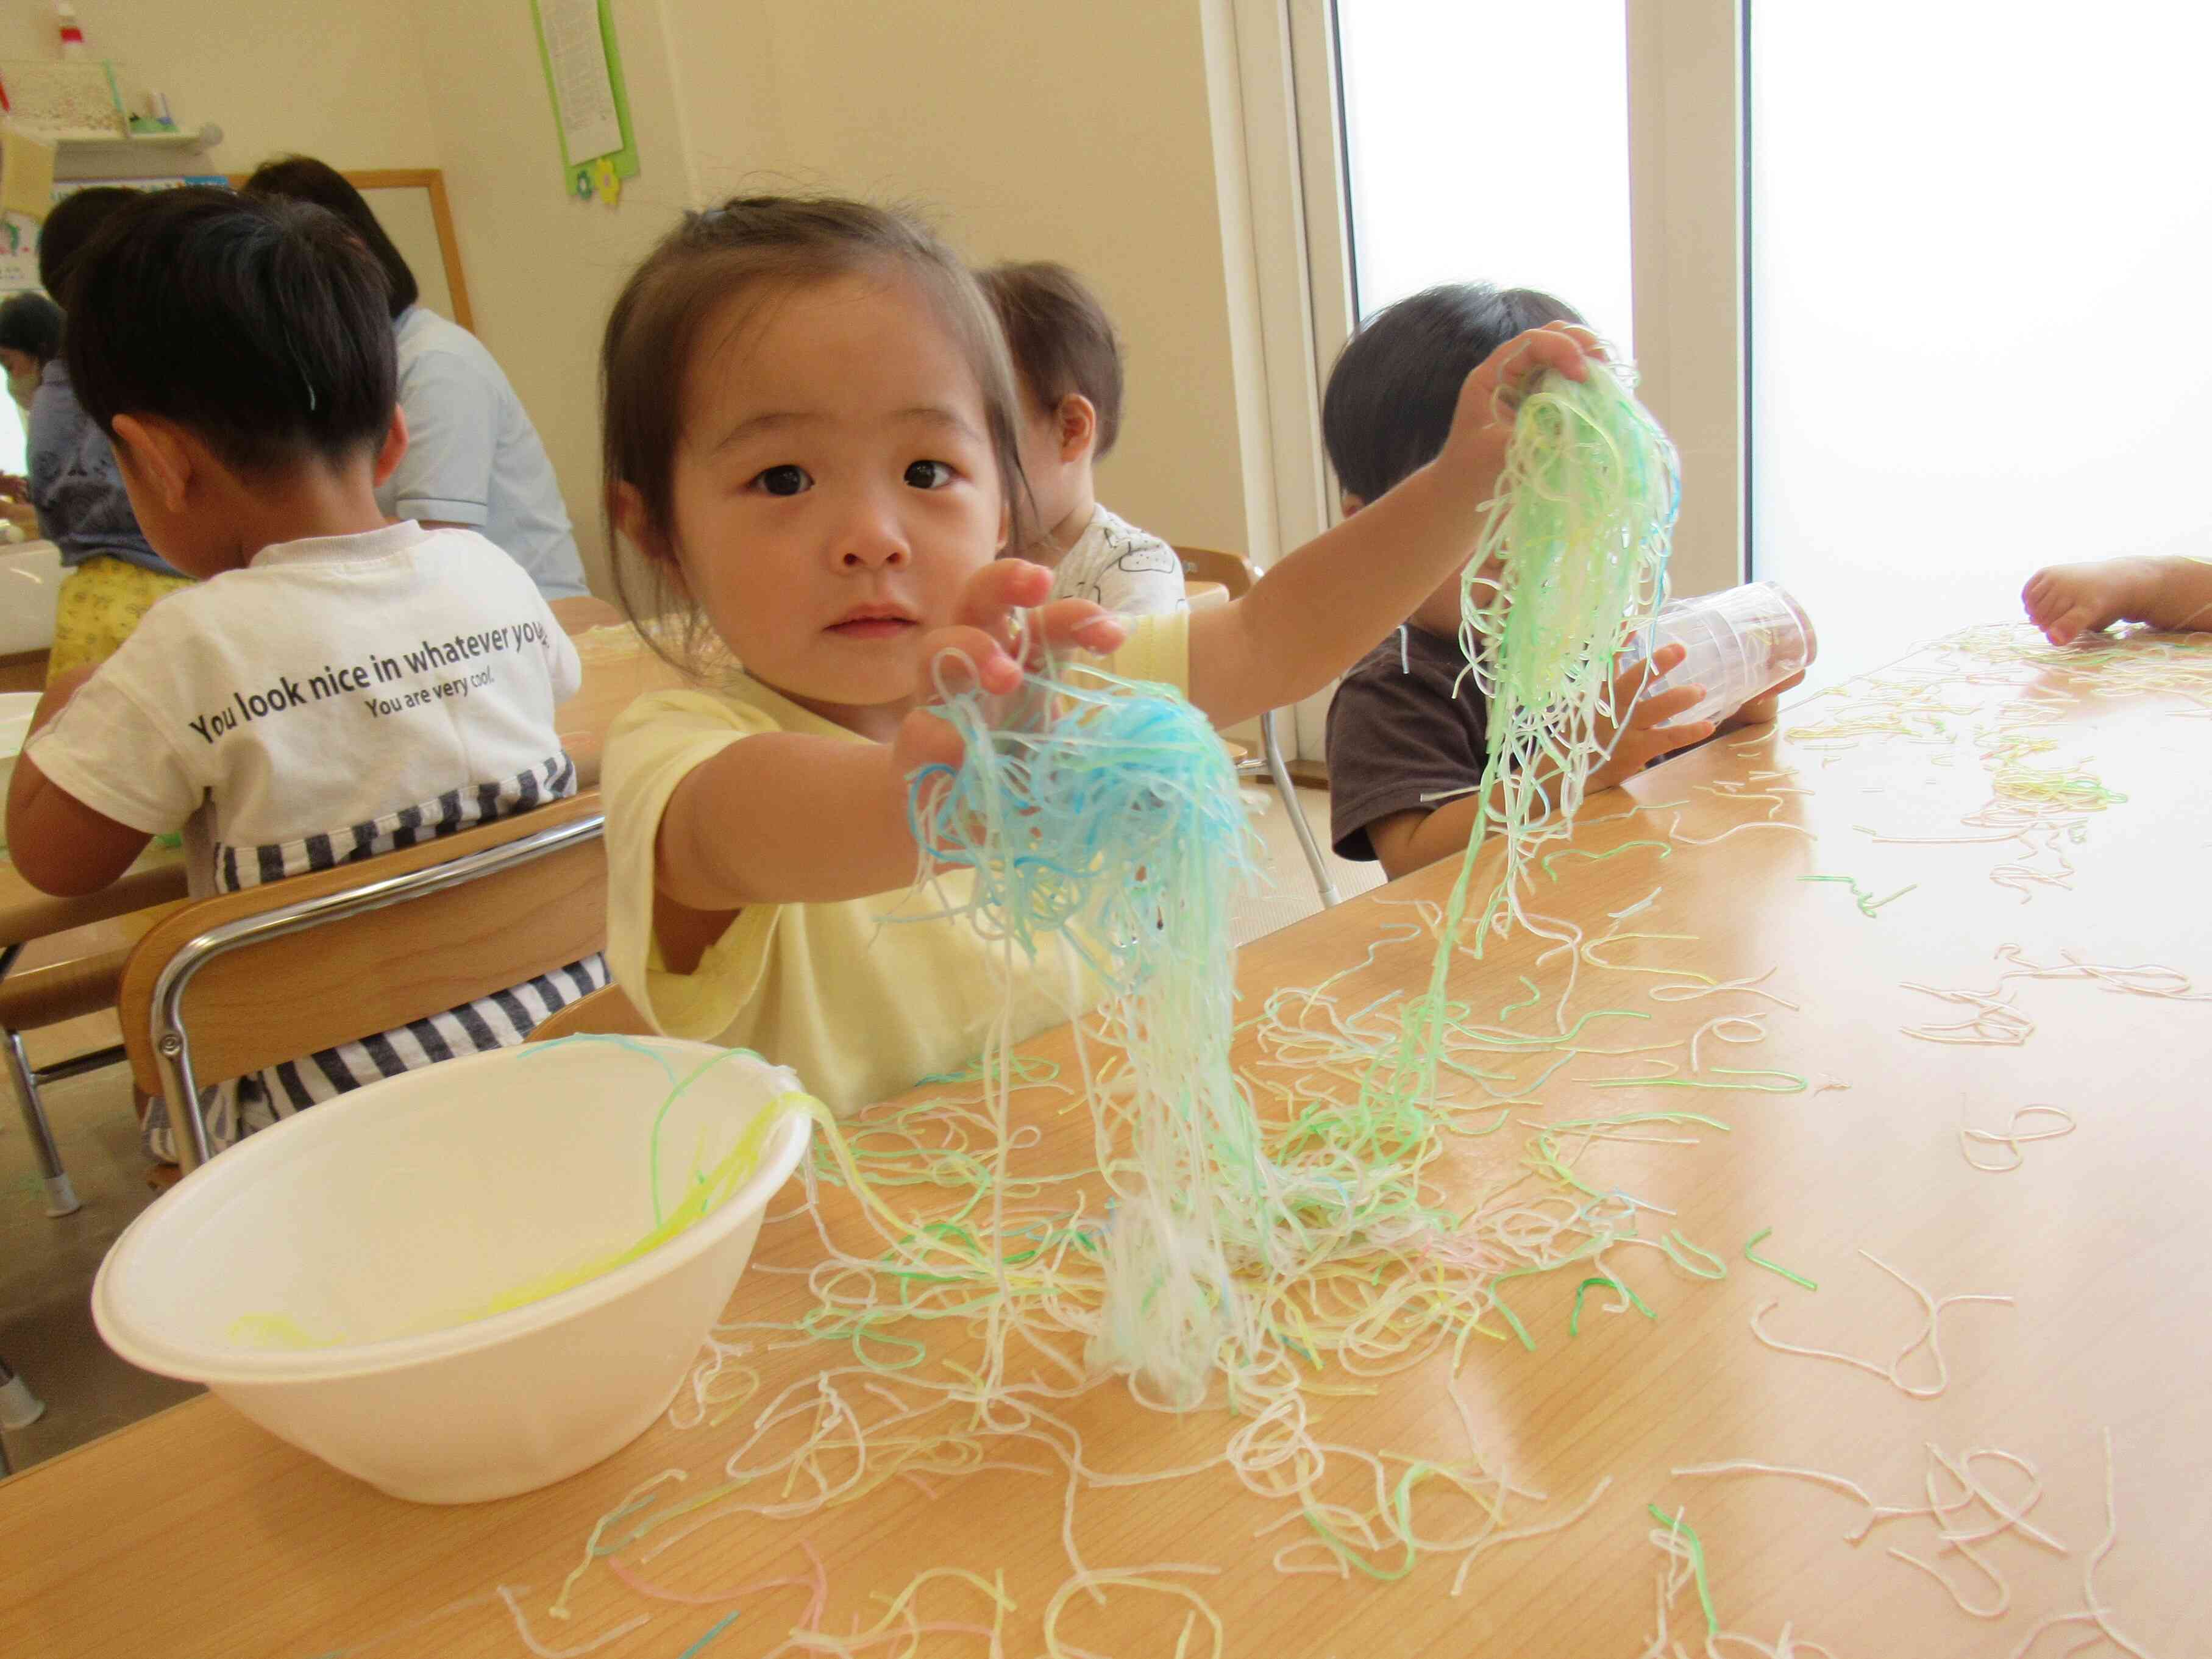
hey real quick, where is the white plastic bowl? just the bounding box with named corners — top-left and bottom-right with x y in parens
top-left (0, 539), bottom-right (60, 655)
top-left (93, 1037), bottom-right (813, 1504)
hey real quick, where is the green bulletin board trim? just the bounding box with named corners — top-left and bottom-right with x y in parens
top-left (527, 0), bottom-right (641, 197)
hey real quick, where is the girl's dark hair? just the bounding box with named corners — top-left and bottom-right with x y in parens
top-left (65, 188), bottom-right (397, 477)
top-left (37, 186), bottom-right (140, 304)
top-left (1322, 283), bottom-right (1584, 504)
top-left (0, 292), bottom-right (63, 364)
top-left (976, 261), bottom-right (1126, 457)
top-left (242, 155), bottom-right (419, 319)
top-left (600, 194), bottom-right (1032, 672)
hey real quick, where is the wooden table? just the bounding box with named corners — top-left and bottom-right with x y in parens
top-left (0, 847), bottom-right (190, 956)
top-left (4, 624), bottom-right (2203, 1657)
top-left (557, 623), bottom-right (686, 790)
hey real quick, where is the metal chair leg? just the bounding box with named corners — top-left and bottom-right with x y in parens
top-left (4, 1026), bottom-right (80, 1218)
top-left (0, 1354), bottom-right (45, 1474)
top-left (1260, 709), bottom-right (1340, 909)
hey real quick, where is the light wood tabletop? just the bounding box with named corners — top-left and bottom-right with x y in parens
top-left (3, 623), bottom-right (2204, 1657)
top-left (0, 843), bottom-right (190, 954)
top-left (555, 622), bottom-right (686, 791)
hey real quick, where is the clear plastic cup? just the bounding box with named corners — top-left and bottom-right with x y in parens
top-left (1630, 581), bottom-right (1816, 727)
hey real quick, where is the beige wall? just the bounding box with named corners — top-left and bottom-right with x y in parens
top-left (9, 0), bottom-right (1258, 596)
top-left (651, 0), bottom-right (1258, 558)
top-left (1629, 0), bottom-right (1743, 599)
top-left (0, 0), bottom-right (439, 172)
top-left (400, 0), bottom-right (694, 597)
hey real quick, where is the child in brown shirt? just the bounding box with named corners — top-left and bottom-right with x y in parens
top-left (1323, 283), bottom-right (1785, 880)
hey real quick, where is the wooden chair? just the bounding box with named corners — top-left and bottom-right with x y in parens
top-left (526, 983), bottom-right (652, 1043)
top-left (118, 793), bottom-right (608, 1173)
top-left (0, 903), bottom-right (185, 1217)
top-left (1173, 546), bottom-right (1341, 908)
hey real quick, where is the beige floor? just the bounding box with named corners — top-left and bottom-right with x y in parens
top-left (0, 1006), bottom-right (201, 1476)
top-left (0, 783), bottom-right (1382, 1476)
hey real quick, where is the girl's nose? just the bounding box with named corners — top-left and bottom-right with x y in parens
top-left (831, 491), bottom-right (911, 570)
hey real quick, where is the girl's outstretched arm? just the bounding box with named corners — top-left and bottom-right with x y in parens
top-left (1186, 324), bottom-right (1601, 728)
top-left (653, 562), bottom-right (1122, 913)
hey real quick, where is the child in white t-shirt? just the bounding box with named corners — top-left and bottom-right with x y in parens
top-left (6, 187), bottom-right (603, 1161)
top-left (977, 261), bottom-right (1186, 615)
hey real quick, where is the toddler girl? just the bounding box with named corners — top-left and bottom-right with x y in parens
top-left (599, 196), bottom-right (1596, 1114)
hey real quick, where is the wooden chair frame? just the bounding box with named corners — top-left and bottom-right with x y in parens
top-left (223, 167), bottom-right (473, 333)
top-left (120, 797), bottom-right (605, 1171)
top-left (525, 982), bottom-right (652, 1045)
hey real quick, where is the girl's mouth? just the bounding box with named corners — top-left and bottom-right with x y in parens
top-left (825, 615), bottom-right (919, 641)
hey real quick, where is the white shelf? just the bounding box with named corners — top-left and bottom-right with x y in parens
top-left (51, 124), bottom-right (224, 181)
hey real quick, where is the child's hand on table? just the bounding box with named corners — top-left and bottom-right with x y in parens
top-left (892, 560), bottom-right (1126, 781)
top-left (2021, 555), bottom-right (2212, 645)
top-left (1585, 642), bottom-right (1714, 794)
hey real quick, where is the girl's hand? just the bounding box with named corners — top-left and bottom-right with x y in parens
top-left (1586, 642), bottom-right (1715, 795)
top-left (1437, 322), bottom-right (1607, 492)
top-left (892, 560), bottom-right (1126, 778)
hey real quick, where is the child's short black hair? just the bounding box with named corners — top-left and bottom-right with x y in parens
top-left (0, 292), bottom-right (63, 363)
top-left (37, 186), bottom-right (140, 302)
top-left (243, 155), bottom-right (419, 319)
top-left (63, 187), bottom-right (397, 477)
top-left (977, 261), bottom-right (1126, 458)
top-left (1322, 283), bottom-right (1584, 503)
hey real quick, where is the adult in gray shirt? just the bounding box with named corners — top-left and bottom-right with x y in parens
top-left (25, 191), bottom-right (181, 582)
top-left (244, 157), bottom-right (590, 605)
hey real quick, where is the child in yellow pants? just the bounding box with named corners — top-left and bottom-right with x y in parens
top-left (27, 189), bottom-right (194, 683)
top-left (47, 555), bottom-right (194, 681)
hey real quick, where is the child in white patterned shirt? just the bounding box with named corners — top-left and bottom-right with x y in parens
top-left (978, 261), bottom-right (1186, 616)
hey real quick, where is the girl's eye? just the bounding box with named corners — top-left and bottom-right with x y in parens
top-left (753, 464), bottom-right (811, 497)
top-left (904, 460), bottom-right (955, 491)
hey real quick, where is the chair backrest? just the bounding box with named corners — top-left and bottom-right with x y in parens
top-left (526, 982), bottom-right (653, 1043)
top-left (119, 792), bottom-right (608, 1168)
top-left (1175, 545), bottom-right (1260, 602)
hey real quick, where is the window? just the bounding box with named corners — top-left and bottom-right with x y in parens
top-left (1335, 1), bottom-right (1636, 353)
top-left (1748, 5), bottom-right (2212, 683)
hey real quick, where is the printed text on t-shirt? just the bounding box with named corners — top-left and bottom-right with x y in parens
top-left (184, 620), bottom-right (551, 744)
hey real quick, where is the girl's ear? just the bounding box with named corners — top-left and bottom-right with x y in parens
top-left (372, 405), bottom-right (409, 489)
top-left (997, 490), bottom-right (1012, 554)
top-left (110, 414), bottom-right (195, 514)
top-left (611, 480), bottom-right (659, 558)
top-left (1055, 394), bottom-right (1097, 464)
top-left (611, 480), bottom-right (691, 599)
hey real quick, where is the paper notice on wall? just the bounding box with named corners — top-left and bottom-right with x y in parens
top-left (536, 0), bottom-right (624, 165)
top-left (0, 130), bottom-right (57, 221)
